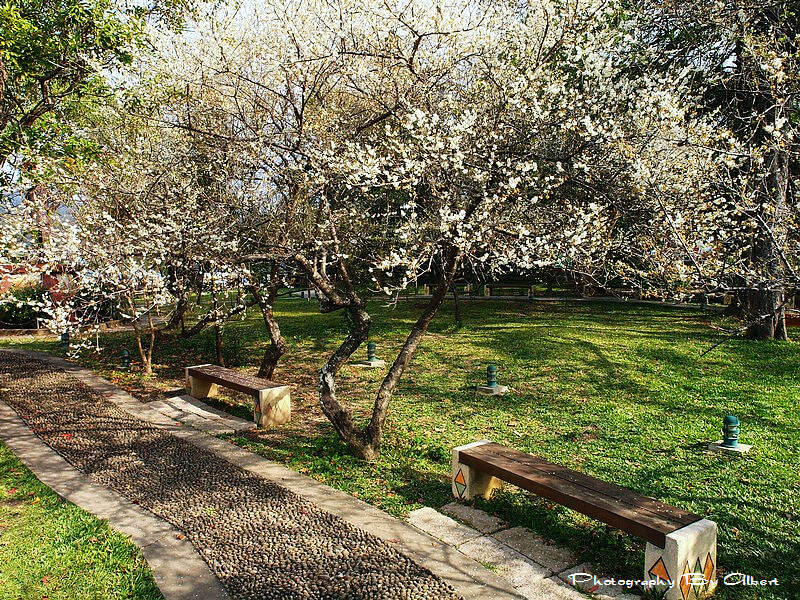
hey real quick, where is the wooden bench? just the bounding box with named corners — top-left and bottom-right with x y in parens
top-left (483, 285), bottom-right (532, 297)
top-left (185, 364), bottom-right (290, 428)
top-left (452, 441), bottom-right (717, 599)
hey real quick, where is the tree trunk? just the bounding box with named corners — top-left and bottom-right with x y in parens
top-left (126, 294), bottom-right (153, 374)
top-left (744, 148), bottom-right (790, 341)
top-left (300, 245), bottom-right (462, 460)
top-left (745, 288), bottom-right (787, 340)
top-left (166, 291), bottom-right (190, 331)
top-left (249, 266), bottom-right (287, 379)
top-left (211, 282), bottom-right (225, 366)
top-left (451, 283), bottom-right (462, 327)
top-left (360, 248), bottom-right (463, 459)
top-left (317, 302), bottom-right (373, 457)
top-left (146, 310), bottom-right (156, 373)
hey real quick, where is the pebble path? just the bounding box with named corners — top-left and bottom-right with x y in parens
top-left (0, 353), bottom-right (462, 600)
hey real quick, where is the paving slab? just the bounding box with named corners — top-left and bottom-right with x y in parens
top-left (514, 576), bottom-right (588, 600)
top-left (407, 507), bottom-right (483, 547)
top-left (558, 563), bottom-right (641, 599)
top-left (147, 396), bottom-right (255, 434)
top-left (458, 535), bottom-right (550, 589)
top-left (441, 501), bottom-right (509, 533)
top-left (493, 526), bottom-right (580, 574)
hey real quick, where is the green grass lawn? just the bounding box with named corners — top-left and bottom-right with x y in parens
top-left (2, 298), bottom-right (797, 599)
top-left (0, 442), bottom-right (163, 600)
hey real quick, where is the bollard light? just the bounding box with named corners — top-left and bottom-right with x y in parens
top-left (486, 365), bottom-right (498, 388)
top-left (59, 332), bottom-right (69, 348)
top-left (120, 349), bottom-right (131, 370)
top-left (721, 415), bottom-right (740, 448)
top-left (367, 341), bottom-right (377, 362)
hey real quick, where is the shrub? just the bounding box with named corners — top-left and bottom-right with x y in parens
top-left (0, 285), bottom-right (45, 328)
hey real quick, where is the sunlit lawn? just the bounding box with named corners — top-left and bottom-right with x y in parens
top-left (0, 442), bottom-right (162, 600)
top-left (3, 298), bottom-right (798, 599)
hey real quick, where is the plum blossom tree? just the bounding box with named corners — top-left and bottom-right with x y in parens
top-left (620, 0), bottom-right (799, 339)
top-left (145, 0), bottom-right (714, 458)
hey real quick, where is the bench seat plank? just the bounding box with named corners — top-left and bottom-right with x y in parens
top-left (459, 442), bottom-right (701, 548)
top-left (186, 364), bottom-right (284, 398)
top-left (483, 444), bottom-right (700, 525)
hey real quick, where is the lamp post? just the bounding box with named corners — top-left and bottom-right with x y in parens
top-left (120, 349), bottom-right (131, 371)
top-left (486, 365), bottom-right (498, 388)
top-left (721, 415), bottom-right (740, 449)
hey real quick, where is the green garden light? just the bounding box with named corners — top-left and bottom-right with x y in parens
top-left (709, 413), bottom-right (751, 453)
top-left (721, 415), bottom-right (740, 449)
top-left (354, 341), bottom-right (385, 368)
top-left (486, 365), bottom-right (498, 388)
top-left (59, 332), bottom-right (69, 348)
top-left (477, 364), bottom-right (507, 395)
top-left (120, 349), bottom-right (131, 370)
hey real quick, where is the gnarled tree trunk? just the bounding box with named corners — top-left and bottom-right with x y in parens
top-left (248, 263), bottom-right (287, 379)
top-left (166, 290), bottom-right (190, 332)
top-left (361, 248), bottom-right (462, 458)
top-left (744, 149), bottom-right (790, 341)
top-left (317, 301), bottom-right (373, 457)
top-left (297, 247), bottom-right (463, 460)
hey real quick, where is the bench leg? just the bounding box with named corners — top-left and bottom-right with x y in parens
top-left (185, 375), bottom-right (219, 399)
top-left (255, 386), bottom-right (291, 428)
top-left (643, 519), bottom-right (717, 600)
top-left (451, 440), bottom-right (503, 500)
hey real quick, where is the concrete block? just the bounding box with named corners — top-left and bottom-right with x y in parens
top-left (184, 365), bottom-right (218, 399)
top-left (515, 576), bottom-right (587, 600)
top-left (452, 441), bottom-right (504, 501)
top-left (643, 519), bottom-right (717, 600)
top-left (255, 385), bottom-right (291, 427)
top-left (493, 526), bottom-right (578, 573)
top-left (458, 536), bottom-right (549, 587)
top-left (186, 376), bottom-right (218, 400)
top-left (406, 507), bottom-right (482, 547)
top-left (476, 385), bottom-right (509, 396)
top-left (708, 440), bottom-right (752, 454)
top-left (441, 502), bottom-right (508, 534)
top-left (352, 359), bottom-right (387, 368)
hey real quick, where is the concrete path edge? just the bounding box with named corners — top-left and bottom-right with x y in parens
top-left (0, 398), bottom-right (230, 600)
top-left (0, 349), bottom-right (523, 600)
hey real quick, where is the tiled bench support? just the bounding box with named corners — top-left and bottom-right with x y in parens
top-left (451, 440), bottom-right (504, 500)
top-left (452, 440), bottom-right (718, 600)
top-left (252, 384), bottom-right (291, 428)
top-left (644, 519), bottom-right (717, 600)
